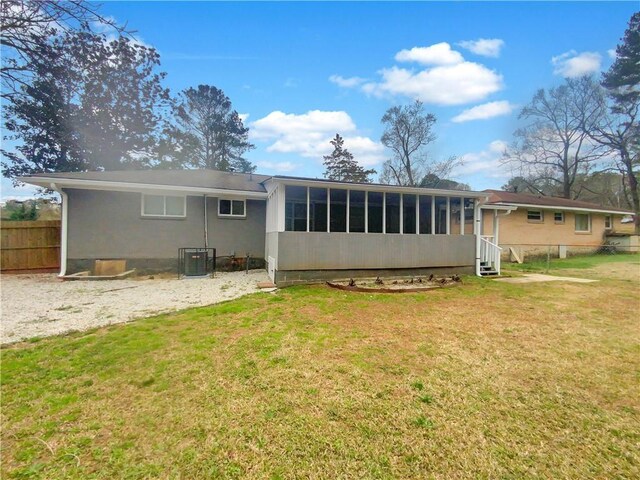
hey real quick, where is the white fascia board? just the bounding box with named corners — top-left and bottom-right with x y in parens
top-left (269, 177), bottom-right (489, 199)
top-left (480, 204), bottom-right (518, 212)
top-left (18, 177), bottom-right (268, 199)
top-left (489, 202), bottom-right (633, 216)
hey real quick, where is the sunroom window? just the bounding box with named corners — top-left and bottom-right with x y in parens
top-left (367, 192), bottom-right (383, 233)
top-left (285, 186), bottom-right (307, 231)
top-left (419, 195), bottom-right (432, 234)
top-left (329, 189), bottom-right (347, 232)
top-left (309, 188), bottom-right (327, 232)
top-left (385, 193), bottom-right (400, 234)
top-left (349, 190), bottom-right (366, 233)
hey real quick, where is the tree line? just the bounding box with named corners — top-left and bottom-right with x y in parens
top-left (502, 13), bottom-right (638, 226)
top-left (1, 0), bottom-right (255, 179)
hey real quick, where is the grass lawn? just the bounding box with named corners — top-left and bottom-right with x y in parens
top-left (505, 251), bottom-right (640, 274)
top-left (2, 257), bottom-right (639, 479)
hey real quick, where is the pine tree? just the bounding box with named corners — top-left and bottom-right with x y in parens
top-left (322, 134), bottom-right (375, 183)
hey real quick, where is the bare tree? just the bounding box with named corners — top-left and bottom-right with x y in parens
top-left (1, 0), bottom-right (130, 99)
top-left (379, 101), bottom-right (461, 186)
top-left (503, 76), bottom-right (608, 199)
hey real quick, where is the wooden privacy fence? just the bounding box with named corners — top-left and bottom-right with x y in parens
top-left (1, 220), bottom-right (61, 271)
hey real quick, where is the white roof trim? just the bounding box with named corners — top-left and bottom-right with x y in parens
top-left (488, 202), bottom-right (633, 216)
top-left (266, 177), bottom-right (489, 198)
top-left (481, 204), bottom-right (518, 211)
top-left (18, 176), bottom-right (268, 199)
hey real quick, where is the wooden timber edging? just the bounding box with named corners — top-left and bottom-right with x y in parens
top-left (326, 281), bottom-right (458, 293)
top-left (0, 220), bottom-right (61, 271)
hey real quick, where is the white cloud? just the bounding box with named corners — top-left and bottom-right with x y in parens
top-left (256, 161), bottom-right (297, 173)
top-left (332, 42), bottom-right (504, 105)
top-left (455, 140), bottom-right (510, 178)
top-left (395, 42), bottom-right (464, 65)
top-left (238, 113), bottom-right (250, 123)
top-left (458, 38), bottom-right (505, 58)
top-left (607, 49), bottom-right (617, 60)
top-left (362, 63), bottom-right (503, 106)
top-left (452, 100), bottom-right (515, 123)
top-left (329, 75), bottom-right (367, 88)
top-left (250, 110), bottom-right (385, 166)
top-left (551, 50), bottom-right (602, 78)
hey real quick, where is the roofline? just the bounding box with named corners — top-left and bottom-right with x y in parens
top-left (266, 176), bottom-right (489, 198)
top-left (487, 201), bottom-right (634, 216)
top-left (18, 176), bottom-right (268, 199)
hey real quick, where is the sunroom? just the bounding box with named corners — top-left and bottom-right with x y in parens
top-left (263, 177), bottom-right (490, 285)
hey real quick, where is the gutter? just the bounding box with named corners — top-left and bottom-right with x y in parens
top-left (488, 202), bottom-right (633, 216)
top-left (18, 176), bottom-right (268, 199)
top-left (50, 183), bottom-right (68, 277)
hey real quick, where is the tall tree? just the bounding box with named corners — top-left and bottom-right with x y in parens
top-left (379, 101), bottom-right (461, 186)
top-left (322, 134), bottom-right (376, 183)
top-left (593, 12), bottom-right (640, 231)
top-left (1, 0), bottom-right (129, 100)
top-left (503, 76), bottom-right (608, 199)
top-left (169, 85), bottom-right (255, 172)
top-left (2, 31), bottom-right (171, 178)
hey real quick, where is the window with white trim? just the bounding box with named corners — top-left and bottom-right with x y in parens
top-left (575, 213), bottom-right (591, 232)
top-left (604, 215), bottom-right (612, 229)
top-left (554, 212), bottom-right (564, 223)
top-left (218, 199), bottom-right (246, 218)
top-left (527, 210), bottom-right (543, 222)
top-left (142, 194), bottom-right (186, 217)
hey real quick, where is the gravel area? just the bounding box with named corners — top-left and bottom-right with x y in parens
top-left (0, 270), bottom-right (270, 345)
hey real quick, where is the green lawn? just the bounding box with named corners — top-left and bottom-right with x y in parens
top-left (504, 252), bottom-right (640, 273)
top-left (2, 257), bottom-right (639, 479)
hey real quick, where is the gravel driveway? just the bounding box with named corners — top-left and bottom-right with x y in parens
top-left (0, 270), bottom-right (270, 345)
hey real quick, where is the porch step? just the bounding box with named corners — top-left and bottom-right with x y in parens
top-left (480, 269), bottom-right (499, 276)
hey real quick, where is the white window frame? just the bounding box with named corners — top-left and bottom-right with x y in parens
top-left (575, 213), bottom-right (591, 233)
top-left (527, 210), bottom-right (543, 222)
top-left (604, 215), bottom-right (612, 230)
top-left (554, 212), bottom-right (564, 224)
top-left (141, 194), bottom-right (186, 218)
top-left (218, 198), bottom-right (246, 218)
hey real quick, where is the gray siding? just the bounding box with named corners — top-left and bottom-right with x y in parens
top-left (66, 189), bottom-right (266, 262)
top-left (206, 198), bottom-right (266, 258)
top-left (275, 232), bottom-right (475, 270)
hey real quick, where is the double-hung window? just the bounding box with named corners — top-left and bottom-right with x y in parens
top-left (142, 194), bottom-right (186, 217)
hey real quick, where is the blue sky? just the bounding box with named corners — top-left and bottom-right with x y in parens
top-left (2, 1), bottom-right (637, 199)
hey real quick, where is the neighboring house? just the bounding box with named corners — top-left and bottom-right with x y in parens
top-left (481, 190), bottom-right (635, 260)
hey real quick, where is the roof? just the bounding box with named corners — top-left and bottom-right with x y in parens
top-left (484, 189), bottom-right (634, 215)
top-left (19, 169), bottom-right (489, 198)
top-left (21, 170), bottom-right (270, 194)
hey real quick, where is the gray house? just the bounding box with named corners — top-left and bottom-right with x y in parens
top-left (22, 169), bottom-right (494, 285)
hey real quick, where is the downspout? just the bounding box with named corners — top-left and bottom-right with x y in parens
top-left (50, 183), bottom-right (68, 277)
top-left (203, 195), bottom-right (209, 248)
